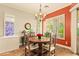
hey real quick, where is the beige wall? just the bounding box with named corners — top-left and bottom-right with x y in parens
top-left (0, 37), bottom-right (19, 53)
top-left (0, 5), bottom-right (36, 53)
top-left (0, 5), bottom-right (37, 36)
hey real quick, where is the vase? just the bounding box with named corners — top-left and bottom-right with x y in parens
top-left (38, 36), bottom-right (41, 40)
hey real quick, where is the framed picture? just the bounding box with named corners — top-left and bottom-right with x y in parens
top-left (4, 14), bottom-right (15, 36)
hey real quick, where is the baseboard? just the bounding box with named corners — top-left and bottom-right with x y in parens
top-left (56, 44), bottom-right (78, 54)
top-left (56, 44), bottom-right (71, 50)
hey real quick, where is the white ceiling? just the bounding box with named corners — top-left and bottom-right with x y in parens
top-left (0, 3), bottom-right (71, 16)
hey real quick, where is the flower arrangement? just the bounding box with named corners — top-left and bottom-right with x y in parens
top-left (37, 34), bottom-right (43, 39)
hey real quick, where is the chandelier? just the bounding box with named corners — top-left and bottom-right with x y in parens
top-left (35, 4), bottom-right (48, 34)
top-left (35, 4), bottom-right (46, 21)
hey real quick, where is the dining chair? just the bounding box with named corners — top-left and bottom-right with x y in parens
top-left (43, 32), bottom-right (56, 56)
top-left (25, 33), bottom-right (38, 56)
top-left (30, 32), bottom-right (35, 37)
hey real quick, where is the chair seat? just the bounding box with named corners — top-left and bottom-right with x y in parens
top-left (43, 44), bottom-right (55, 51)
top-left (26, 44), bottom-right (38, 50)
top-left (50, 47), bottom-right (55, 51)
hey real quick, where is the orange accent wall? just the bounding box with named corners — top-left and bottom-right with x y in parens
top-left (42, 3), bottom-right (77, 47)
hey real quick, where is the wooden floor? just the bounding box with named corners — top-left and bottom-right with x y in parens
top-left (0, 46), bottom-right (78, 56)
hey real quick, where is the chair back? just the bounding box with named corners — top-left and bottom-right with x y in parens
top-left (48, 32), bottom-right (56, 51)
top-left (51, 32), bottom-right (56, 46)
top-left (24, 32), bottom-right (31, 55)
top-left (49, 32), bottom-right (56, 55)
top-left (30, 32), bottom-right (35, 37)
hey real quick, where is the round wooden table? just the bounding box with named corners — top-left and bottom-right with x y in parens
top-left (29, 37), bottom-right (50, 56)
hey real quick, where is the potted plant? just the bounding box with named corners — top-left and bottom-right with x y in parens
top-left (20, 36), bottom-right (25, 46)
top-left (45, 32), bottom-right (50, 37)
top-left (20, 30), bottom-right (26, 46)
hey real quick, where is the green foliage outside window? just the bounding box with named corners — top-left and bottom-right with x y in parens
top-left (47, 21), bottom-right (53, 32)
top-left (58, 23), bottom-right (64, 38)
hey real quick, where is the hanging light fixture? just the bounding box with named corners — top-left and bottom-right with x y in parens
top-left (35, 4), bottom-right (49, 21)
top-left (35, 3), bottom-right (49, 34)
top-left (35, 4), bottom-right (45, 21)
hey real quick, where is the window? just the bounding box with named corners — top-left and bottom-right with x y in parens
top-left (46, 14), bottom-right (65, 39)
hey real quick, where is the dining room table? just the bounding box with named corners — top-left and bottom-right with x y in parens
top-left (29, 36), bottom-right (50, 56)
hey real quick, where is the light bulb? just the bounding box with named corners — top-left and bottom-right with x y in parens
top-left (39, 12), bottom-right (42, 16)
top-left (35, 14), bottom-right (38, 17)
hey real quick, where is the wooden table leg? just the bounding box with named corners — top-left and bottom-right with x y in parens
top-left (25, 46), bottom-right (27, 56)
top-left (38, 43), bottom-right (42, 56)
